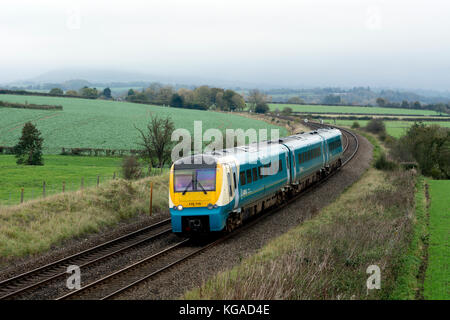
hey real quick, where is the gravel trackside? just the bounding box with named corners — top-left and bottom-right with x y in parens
top-left (119, 132), bottom-right (372, 300)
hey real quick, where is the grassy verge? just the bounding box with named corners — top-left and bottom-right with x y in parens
top-left (424, 179), bottom-right (450, 299)
top-left (184, 167), bottom-right (417, 300)
top-left (0, 173), bottom-right (169, 259)
top-left (389, 176), bottom-right (428, 299)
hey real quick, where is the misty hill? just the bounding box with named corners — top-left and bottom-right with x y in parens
top-left (2, 68), bottom-right (449, 105)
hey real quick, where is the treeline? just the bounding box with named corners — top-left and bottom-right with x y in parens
top-left (125, 84), bottom-right (246, 111)
top-left (376, 98), bottom-right (449, 114)
top-left (0, 89), bottom-right (100, 100)
top-left (361, 119), bottom-right (450, 179)
top-left (0, 100), bottom-right (63, 110)
top-left (391, 123), bottom-right (450, 179)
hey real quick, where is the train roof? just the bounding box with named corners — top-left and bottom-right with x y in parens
top-left (172, 128), bottom-right (342, 167)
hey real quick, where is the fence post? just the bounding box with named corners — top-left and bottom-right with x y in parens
top-left (149, 182), bottom-right (153, 216)
top-left (20, 188), bottom-right (24, 204)
top-left (43, 181), bottom-right (46, 198)
top-left (62, 181), bottom-right (65, 193)
top-left (113, 172), bottom-right (116, 180)
top-left (81, 177), bottom-right (84, 190)
top-left (97, 176), bottom-right (100, 187)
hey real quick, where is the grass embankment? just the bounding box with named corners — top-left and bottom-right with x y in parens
top-left (389, 176), bottom-right (428, 299)
top-left (424, 179), bottom-right (450, 299)
top-left (0, 155), bottom-right (122, 206)
top-left (184, 168), bottom-right (416, 299)
top-left (0, 173), bottom-right (169, 259)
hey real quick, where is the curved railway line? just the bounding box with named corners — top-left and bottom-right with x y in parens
top-left (0, 123), bottom-right (359, 300)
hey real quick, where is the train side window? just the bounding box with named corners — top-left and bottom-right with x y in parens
top-left (246, 169), bottom-right (252, 184)
top-left (233, 172), bottom-right (237, 189)
top-left (298, 153), bottom-right (301, 164)
top-left (252, 167), bottom-right (258, 181)
top-left (240, 171), bottom-right (246, 186)
top-left (279, 159), bottom-right (282, 172)
top-left (259, 166), bottom-right (264, 178)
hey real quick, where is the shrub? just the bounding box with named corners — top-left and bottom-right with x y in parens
top-left (365, 119), bottom-right (386, 135)
top-left (351, 121), bottom-right (360, 129)
top-left (375, 153), bottom-right (398, 171)
top-left (282, 107), bottom-right (293, 116)
top-left (255, 102), bottom-right (269, 114)
top-left (122, 156), bottom-right (142, 180)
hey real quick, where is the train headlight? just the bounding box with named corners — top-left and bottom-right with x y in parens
top-left (177, 205), bottom-right (183, 211)
top-left (207, 203), bottom-right (213, 210)
top-left (213, 204), bottom-right (218, 208)
top-left (173, 205), bottom-right (177, 210)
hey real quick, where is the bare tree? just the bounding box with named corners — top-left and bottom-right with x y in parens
top-left (135, 115), bottom-right (175, 171)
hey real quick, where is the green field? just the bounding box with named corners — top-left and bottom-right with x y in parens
top-left (0, 94), bottom-right (287, 154)
top-left (270, 103), bottom-right (442, 116)
top-left (323, 119), bottom-right (450, 138)
top-left (0, 155), bottom-right (124, 206)
top-left (424, 179), bottom-right (450, 300)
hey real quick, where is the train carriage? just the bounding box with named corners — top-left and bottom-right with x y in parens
top-left (169, 127), bottom-right (343, 235)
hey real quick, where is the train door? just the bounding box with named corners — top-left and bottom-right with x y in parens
top-left (283, 152), bottom-right (290, 184)
top-left (290, 149), bottom-right (296, 183)
top-left (224, 164), bottom-right (234, 206)
top-left (230, 162), bottom-right (239, 209)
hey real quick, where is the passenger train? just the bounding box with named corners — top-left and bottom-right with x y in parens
top-left (169, 128), bottom-right (343, 235)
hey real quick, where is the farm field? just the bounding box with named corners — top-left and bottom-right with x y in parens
top-left (424, 179), bottom-right (450, 300)
top-left (0, 94), bottom-right (287, 154)
top-left (0, 155), bottom-right (123, 206)
top-left (323, 119), bottom-right (450, 138)
top-left (269, 103), bottom-right (442, 116)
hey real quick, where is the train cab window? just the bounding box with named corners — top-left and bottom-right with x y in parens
top-left (252, 167), bottom-right (258, 182)
top-left (233, 172), bottom-right (237, 189)
top-left (240, 171), bottom-right (246, 186)
top-left (246, 169), bottom-right (252, 184)
top-left (298, 153), bottom-right (301, 164)
top-left (279, 159), bottom-right (283, 173)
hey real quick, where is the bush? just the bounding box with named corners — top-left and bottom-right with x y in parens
top-left (122, 156), bottom-right (142, 180)
top-left (375, 153), bottom-right (398, 171)
top-left (255, 102), bottom-right (269, 114)
top-left (365, 119), bottom-right (386, 135)
top-left (282, 107), bottom-right (293, 116)
top-left (351, 121), bottom-right (360, 129)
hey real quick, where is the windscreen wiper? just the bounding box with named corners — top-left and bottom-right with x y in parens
top-left (182, 180), bottom-right (193, 195)
top-left (197, 181), bottom-right (208, 195)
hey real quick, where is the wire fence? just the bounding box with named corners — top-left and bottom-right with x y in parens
top-left (0, 167), bottom-right (169, 208)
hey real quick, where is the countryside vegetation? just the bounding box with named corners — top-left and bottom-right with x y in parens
top-left (185, 121), bottom-right (449, 300)
top-left (0, 84), bottom-right (448, 300)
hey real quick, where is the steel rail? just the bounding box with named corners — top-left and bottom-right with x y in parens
top-left (89, 126), bottom-right (361, 300)
top-left (0, 218), bottom-right (172, 299)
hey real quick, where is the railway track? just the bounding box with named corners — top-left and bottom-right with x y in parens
top-left (0, 124), bottom-right (359, 300)
top-left (57, 124), bottom-right (360, 300)
top-left (0, 218), bottom-right (173, 300)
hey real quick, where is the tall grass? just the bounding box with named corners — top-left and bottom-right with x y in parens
top-left (389, 176), bottom-right (428, 299)
top-left (184, 169), bottom-right (417, 300)
top-left (0, 173), bottom-right (169, 259)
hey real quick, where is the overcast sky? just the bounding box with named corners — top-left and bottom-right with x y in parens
top-left (1, 0), bottom-right (449, 90)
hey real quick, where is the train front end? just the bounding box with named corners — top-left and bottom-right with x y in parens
top-left (169, 155), bottom-right (228, 235)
